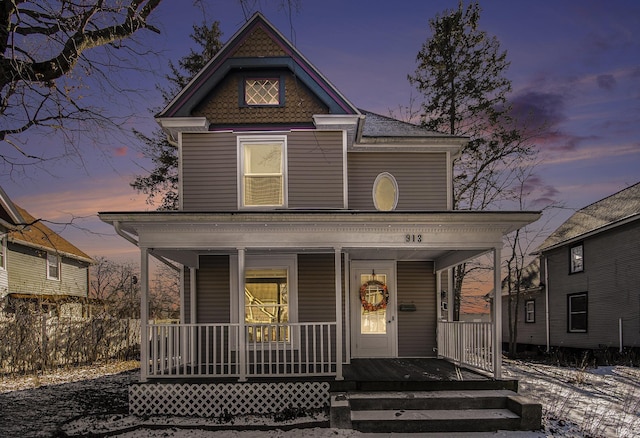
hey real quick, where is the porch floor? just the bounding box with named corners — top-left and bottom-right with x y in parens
top-left (333, 358), bottom-right (517, 392)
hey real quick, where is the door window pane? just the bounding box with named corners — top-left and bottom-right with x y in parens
top-left (359, 274), bottom-right (387, 334)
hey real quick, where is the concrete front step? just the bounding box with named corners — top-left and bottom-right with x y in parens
top-left (351, 408), bottom-right (521, 433)
top-left (348, 389), bottom-right (516, 411)
top-left (330, 389), bottom-right (542, 433)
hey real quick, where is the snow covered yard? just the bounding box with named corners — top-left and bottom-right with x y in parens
top-left (0, 359), bottom-right (638, 437)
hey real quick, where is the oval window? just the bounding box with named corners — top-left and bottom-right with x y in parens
top-left (373, 172), bottom-right (398, 211)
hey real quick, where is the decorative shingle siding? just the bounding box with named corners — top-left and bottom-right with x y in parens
top-left (288, 131), bottom-right (344, 209)
top-left (348, 152), bottom-right (448, 210)
top-left (397, 261), bottom-right (436, 357)
top-left (231, 26), bottom-right (287, 58)
top-left (193, 71), bottom-right (328, 125)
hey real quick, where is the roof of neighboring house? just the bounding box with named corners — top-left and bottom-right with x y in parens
top-left (0, 187), bottom-right (93, 264)
top-left (537, 182), bottom-right (640, 252)
top-left (501, 258), bottom-right (542, 296)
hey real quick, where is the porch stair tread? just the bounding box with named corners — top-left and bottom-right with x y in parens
top-left (352, 408), bottom-right (520, 421)
top-left (348, 389), bottom-right (516, 410)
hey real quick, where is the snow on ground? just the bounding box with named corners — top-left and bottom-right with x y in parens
top-left (1, 359), bottom-right (638, 437)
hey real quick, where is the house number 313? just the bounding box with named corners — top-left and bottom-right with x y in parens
top-left (405, 234), bottom-right (422, 243)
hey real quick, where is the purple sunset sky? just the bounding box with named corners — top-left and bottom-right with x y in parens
top-left (2, 0), bottom-right (639, 262)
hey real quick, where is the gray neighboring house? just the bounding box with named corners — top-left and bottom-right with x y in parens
top-left (0, 186), bottom-right (94, 318)
top-left (504, 182), bottom-right (640, 352)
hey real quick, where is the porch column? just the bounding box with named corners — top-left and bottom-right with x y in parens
top-left (237, 248), bottom-right (247, 382)
top-left (334, 247), bottom-right (343, 380)
top-left (189, 267), bottom-right (197, 324)
top-left (492, 246), bottom-right (502, 379)
top-left (140, 246), bottom-right (149, 382)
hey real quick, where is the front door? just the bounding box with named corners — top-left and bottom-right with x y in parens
top-left (351, 261), bottom-right (396, 358)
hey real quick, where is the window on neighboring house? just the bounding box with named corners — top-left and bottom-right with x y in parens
top-left (570, 243), bottom-right (584, 273)
top-left (568, 292), bottom-right (587, 332)
top-left (242, 77), bottom-right (283, 106)
top-left (47, 252), bottom-right (60, 280)
top-left (525, 299), bottom-right (535, 323)
top-left (0, 236), bottom-right (5, 269)
top-left (373, 172), bottom-right (399, 211)
top-left (239, 137), bottom-right (286, 208)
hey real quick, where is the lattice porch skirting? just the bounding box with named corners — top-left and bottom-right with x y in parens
top-left (129, 381), bottom-right (330, 417)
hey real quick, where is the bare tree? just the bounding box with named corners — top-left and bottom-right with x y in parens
top-left (1, 0), bottom-right (162, 171)
top-left (90, 257), bottom-right (140, 318)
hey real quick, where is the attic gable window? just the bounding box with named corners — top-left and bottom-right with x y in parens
top-left (570, 243), bottom-right (584, 273)
top-left (242, 77), bottom-right (283, 106)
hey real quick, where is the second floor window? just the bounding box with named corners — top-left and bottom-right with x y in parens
top-left (570, 243), bottom-right (584, 273)
top-left (47, 252), bottom-right (60, 280)
top-left (0, 237), bottom-right (5, 269)
top-left (240, 137), bottom-right (286, 208)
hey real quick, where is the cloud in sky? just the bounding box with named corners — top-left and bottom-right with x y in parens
top-left (113, 146), bottom-right (128, 157)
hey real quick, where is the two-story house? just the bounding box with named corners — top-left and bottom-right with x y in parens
top-left (505, 182), bottom-right (640, 355)
top-left (1, 186), bottom-right (93, 317)
top-left (99, 13), bottom-right (541, 431)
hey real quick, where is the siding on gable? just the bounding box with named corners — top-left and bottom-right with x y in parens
top-left (196, 255), bottom-right (230, 323)
top-left (396, 261), bottom-right (436, 357)
top-left (6, 242), bottom-right (88, 297)
top-left (348, 152), bottom-right (448, 210)
top-left (546, 220), bottom-right (640, 349)
top-left (288, 131), bottom-right (344, 209)
top-left (182, 132), bottom-right (238, 211)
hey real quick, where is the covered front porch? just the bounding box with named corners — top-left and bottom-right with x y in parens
top-left (99, 210), bottom-right (540, 384)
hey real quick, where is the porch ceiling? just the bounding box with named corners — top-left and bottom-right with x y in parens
top-left (100, 210), bottom-right (540, 269)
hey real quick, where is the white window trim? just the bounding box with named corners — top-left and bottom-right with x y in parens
top-left (237, 135), bottom-right (288, 209)
top-left (231, 254), bottom-right (298, 348)
top-left (372, 172), bottom-right (399, 211)
top-left (46, 252), bottom-right (61, 281)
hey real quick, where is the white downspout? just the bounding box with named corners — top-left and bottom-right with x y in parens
top-left (544, 256), bottom-right (550, 353)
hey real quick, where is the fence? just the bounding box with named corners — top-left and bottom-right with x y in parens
top-left (0, 314), bottom-right (140, 374)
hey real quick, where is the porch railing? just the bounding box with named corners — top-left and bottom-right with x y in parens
top-left (147, 322), bottom-right (337, 379)
top-left (437, 321), bottom-right (493, 374)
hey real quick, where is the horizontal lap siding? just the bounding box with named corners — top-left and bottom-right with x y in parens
top-left (182, 132), bottom-right (237, 211)
top-left (348, 152), bottom-right (447, 210)
top-left (501, 291), bottom-right (547, 346)
top-left (547, 221), bottom-right (640, 349)
top-left (196, 255), bottom-right (230, 323)
top-left (298, 254), bottom-right (335, 322)
top-left (397, 261), bottom-right (436, 357)
top-left (288, 131), bottom-right (344, 208)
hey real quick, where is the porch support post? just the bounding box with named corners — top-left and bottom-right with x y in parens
top-left (493, 246), bottom-right (502, 379)
top-left (237, 248), bottom-right (247, 382)
top-left (334, 247), bottom-right (343, 380)
top-left (140, 246), bottom-right (149, 382)
top-left (189, 267), bottom-right (196, 324)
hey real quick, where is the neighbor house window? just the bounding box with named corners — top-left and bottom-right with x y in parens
top-left (525, 299), bottom-right (535, 323)
top-left (373, 172), bottom-right (399, 211)
top-left (570, 243), bottom-right (584, 273)
top-left (47, 252), bottom-right (60, 280)
top-left (0, 236), bottom-right (5, 269)
top-left (239, 136), bottom-right (287, 207)
top-left (568, 292), bottom-right (587, 332)
top-left (242, 77), bottom-right (283, 106)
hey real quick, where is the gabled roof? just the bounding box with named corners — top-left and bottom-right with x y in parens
top-left (0, 185), bottom-right (25, 229)
top-left (158, 12), bottom-right (359, 119)
top-left (0, 186), bottom-right (93, 264)
top-left (501, 258), bottom-right (542, 296)
top-left (537, 181), bottom-right (640, 252)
